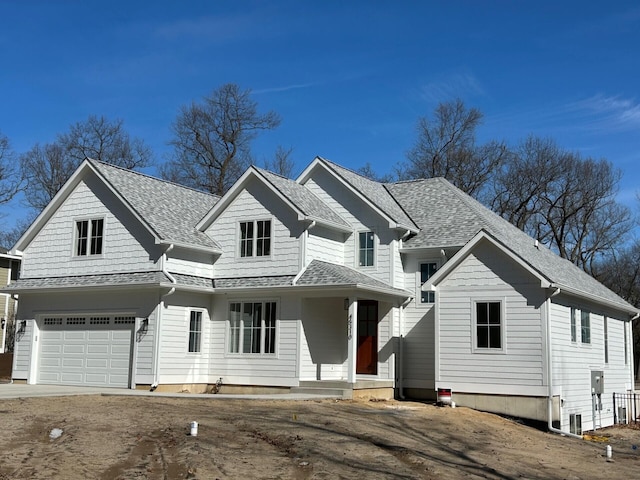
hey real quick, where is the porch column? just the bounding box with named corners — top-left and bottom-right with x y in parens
top-left (347, 296), bottom-right (358, 384)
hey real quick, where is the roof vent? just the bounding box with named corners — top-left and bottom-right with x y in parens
top-left (534, 240), bottom-right (539, 249)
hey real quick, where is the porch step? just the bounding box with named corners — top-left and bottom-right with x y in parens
top-left (290, 386), bottom-right (351, 399)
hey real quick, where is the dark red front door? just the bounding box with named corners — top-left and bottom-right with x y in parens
top-left (356, 300), bottom-right (378, 375)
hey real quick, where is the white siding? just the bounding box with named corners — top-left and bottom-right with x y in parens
top-left (158, 292), bottom-right (212, 384)
top-left (208, 292), bottom-right (300, 386)
top-left (549, 296), bottom-right (633, 431)
top-left (207, 182), bottom-right (303, 278)
top-left (303, 171), bottom-right (398, 285)
top-left (22, 176), bottom-right (159, 278)
top-left (165, 247), bottom-right (215, 278)
top-left (377, 301), bottom-right (395, 380)
top-left (12, 319), bottom-right (33, 380)
top-left (437, 241), bottom-right (545, 391)
top-left (300, 298), bottom-right (347, 380)
top-left (306, 226), bottom-right (346, 265)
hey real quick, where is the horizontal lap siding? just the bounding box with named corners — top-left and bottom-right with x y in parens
top-left (550, 298), bottom-right (632, 431)
top-left (438, 242), bottom-right (545, 391)
top-left (304, 175), bottom-right (395, 285)
top-left (12, 320), bottom-right (33, 379)
top-left (306, 227), bottom-right (345, 265)
top-left (23, 178), bottom-right (158, 278)
top-left (158, 292), bottom-right (212, 384)
top-left (208, 184), bottom-right (301, 278)
top-left (165, 248), bottom-right (214, 278)
top-left (209, 294), bottom-right (300, 386)
top-left (300, 298), bottom-right (347, 381)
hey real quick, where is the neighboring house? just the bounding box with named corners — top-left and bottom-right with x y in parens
top-left (0, 247), bottom-right (20, 354)
top-left (3, 157), bottom-right (637, 435)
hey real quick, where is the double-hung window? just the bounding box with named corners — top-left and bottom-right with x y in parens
top-left (228, 301), bottom-right (277, 354)
top-left (474, 300), bottom-right (503, 351)
top-left (358, 231), bottom-right (374, 267)
top-left (75, 218), bottom-right (104, 256)
top-left (420, 262), bottom-right (438, 304)
top-left (239, 220), bottom-right (271, 257)
top-left (188, 310), bottom-right (202, 353)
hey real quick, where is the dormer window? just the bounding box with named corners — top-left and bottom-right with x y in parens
top-left (75, 218), bottom-right (104, 256)
top-left (239, 220), bottom-right (271, 257)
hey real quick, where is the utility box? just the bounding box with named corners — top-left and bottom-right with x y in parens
top-left (591, 370), bottom-right (604, 394)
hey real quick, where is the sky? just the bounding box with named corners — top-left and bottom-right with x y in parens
top-left (1, 1), bottom-right (640, 232)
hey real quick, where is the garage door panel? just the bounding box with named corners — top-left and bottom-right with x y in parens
top-left (38, 315), bottom-right (133, 388)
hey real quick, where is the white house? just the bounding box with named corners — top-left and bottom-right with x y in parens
top-left (4, 157), bottom-right (637, 435)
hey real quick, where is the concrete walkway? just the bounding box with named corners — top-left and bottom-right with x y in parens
top-left (0, 383), bottom-right (338, 400)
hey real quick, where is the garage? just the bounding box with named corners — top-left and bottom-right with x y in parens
top-left (37, 315), bottom-right (135, 388)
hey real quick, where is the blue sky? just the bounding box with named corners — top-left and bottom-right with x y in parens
top-left (1, 1), bottom-right (640, 232)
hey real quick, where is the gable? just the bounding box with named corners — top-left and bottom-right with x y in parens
top-left (21, 174), bottom-right (161, 279)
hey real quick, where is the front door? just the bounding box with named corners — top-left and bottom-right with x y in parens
top-left (356, 300), bottom-right (378, 375)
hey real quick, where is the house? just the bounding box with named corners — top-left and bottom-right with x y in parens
top-left (0, 247), bottom-right (20, 354)
top-left (3, 156), bottom-right (637, 435)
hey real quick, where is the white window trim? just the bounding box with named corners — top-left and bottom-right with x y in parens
top-left (72, 216), bottom-right (106, 259)
top-left (225, 299), bottom-right (279, 357)
top-left (416, 259), bottom-right (440, 307)
top-left (187, 308), bottom-right (205, 354)
top-left (356, 230), bottom-right (376, 269)
top-left (237, 218), bottom-right (273, 260)
top-left (471, 296), bottom-right (506, 354)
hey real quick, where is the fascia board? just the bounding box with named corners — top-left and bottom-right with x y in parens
top-left (422, 230), bottom-right (551, 291)
top-left (549, 282), bottom-right (640, 317)
top-left (297, 157), bottom-right (400, 228)
top-left (13, 160), bottom-right (94, 252)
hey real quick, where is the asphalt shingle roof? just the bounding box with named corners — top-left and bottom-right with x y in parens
top-left (90, 160), bottom-right (221, 250)
top-left (3, 271), bottom-right (168, 291)
top-left (296, 259), bottom-right (411, 296)
top-left (254, 167), bottom-right (350, 229)
top-left (386, 177), bottom-right (635, 311)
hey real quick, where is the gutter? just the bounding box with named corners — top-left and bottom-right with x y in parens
top-left (546, 287), bottom-right (582, 439)
top-left (152, 244), bottom-right (176, 390)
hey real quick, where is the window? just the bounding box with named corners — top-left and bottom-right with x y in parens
top-left (75, 218), bottom-right (104, 256)
top-left (624, 322), bottom-right (628, 365)
top-left (239, 220), bottom-right (271, 257)
top-left (420, 262), bottom-right (438, 303)
top-left (604, 316), bottom-right (608, 363)
top-left (228, 301), bottom-right (277, 354)
top-left (358, 231), bottom-right (374, 267)
top-left (475, 301), bottom-right (502, 350)
top-left (570, 307), bottom-right (577, 342)
top-left (581, 310), bottom-right (591, 344)
top-left (569, 413), bottom-right (582, 435)
top-left (188, 310), bottom-right (202, 353)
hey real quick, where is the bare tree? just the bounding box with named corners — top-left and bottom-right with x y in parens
top-left (356, 162), bottom-right (395, 183)
top-left (490, 136), bottom-right (631, 274)
top-left (401, 99), bottom-right (507, 197)
top-left (0, 131), bottom-right (22, 205)
top-left (60, 115), bottom-right (152, 169)
top-left (161, 83), bottom-right (281, 195)
top-left (263, 145), bottom-right (296, 178)
top-left (20, 116), bottom-right (152, 212)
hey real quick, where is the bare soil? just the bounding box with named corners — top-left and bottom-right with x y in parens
top-left (0, 395), bottom-right (639, 479)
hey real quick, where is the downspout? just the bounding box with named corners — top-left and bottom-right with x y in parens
top-left (152, 244), bottom-right (176, 390)
top-left (546, 287), bottom-right (582, 439)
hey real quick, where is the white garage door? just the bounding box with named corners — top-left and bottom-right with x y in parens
top-left (38, 315), bottom-right (135, 388)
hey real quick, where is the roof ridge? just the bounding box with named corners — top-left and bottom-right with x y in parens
top-left (317, 156), bottom-right (375, 182)
top-left (89, 158), bottom-right (221, 200)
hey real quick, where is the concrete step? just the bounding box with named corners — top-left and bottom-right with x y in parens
top-left (289, 386), bottom-right (350, 398)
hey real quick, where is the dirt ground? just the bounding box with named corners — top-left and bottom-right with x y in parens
top-left (1, 395), bottom-right (639, 479)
